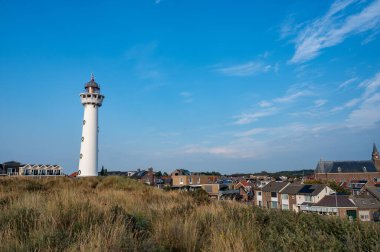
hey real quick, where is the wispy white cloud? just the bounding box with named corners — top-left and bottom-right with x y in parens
top-left (180, 91), bottom-right (194, 103)
top-left (274, 90), bottom-right (313, 103)
top-left (338, 77), bottom-right (358, 89)
top-left (314, 99), bottom-right (328, 107)
top-left (331, 71), bottom-right (380, 129)
top-left (290, 0), bottom-right (380, 64)
top-left (346, 92), bottom-right (380, 128)
top-left (233, 84), bottom-right (315, 125)
top-left (360, 72), bottom-right (380, 98)
top-left (234, 128), bottom-right (268, 137)
top-left (217, 61), bottom-right (272, 77)
top-left (233, 107), bottom-right (278, 125)
top-left (258, 100), bottom-right (272, 108)
top-left (331, 98), bottom-right (360, 112)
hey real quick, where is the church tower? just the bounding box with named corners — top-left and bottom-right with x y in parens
top-left (78, 74), bottom-right (105, 176)
top-left (372, 143), bottom-right (380, 171)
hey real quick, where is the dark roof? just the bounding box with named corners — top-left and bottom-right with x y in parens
top-left (85, 75), bottom-right (100, 89)
top-left (280, 183), bottom-right (304, 195)
top-left (365, 186), bottom-right (380, 200)
top-left (130, 170), bottom-right (148, 179)
top-left (2, 161), bottom-right (21, 166)
top-left (171, 169), bottom-right (191, 176)
top-left (262, 181), bottom-right (289, 192)
top-left (314, 195), bottom-right (355, 208)
top-left (352, 196), bottom-right (380, 209)
top-left (298, 184), bottom-right (326, 196)
top-left (315, 160), bottom-right (378, 173)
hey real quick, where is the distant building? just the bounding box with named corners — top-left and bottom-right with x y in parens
top-left (314, 144), bottom-right (380, 185)
top-left (301, 195), bottom-right (357, 220)
top-left (256, 181), bottom-right (290, 209)
top-left (130, 168), bottom-right (155, 185)
top-left (0, 161), bottom-right (63, 176)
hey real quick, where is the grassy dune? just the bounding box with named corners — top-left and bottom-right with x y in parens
top-left (0, 176), bottom-right (379, 251)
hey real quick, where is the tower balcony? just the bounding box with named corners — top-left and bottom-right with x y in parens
top-left (80, 93), bottom-right (104, 106)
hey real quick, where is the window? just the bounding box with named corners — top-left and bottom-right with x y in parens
top-left (271, 192), bottom-right (277, 198)
top-left (282, 204), bottom-right (289, 210)
top-left (337, 167), bottom-right (342, 173)
top-left (258, 191), bottom-right (262, 196)
top-left (80, 154), bottom-right (83, 159)
top-left (281, 194), bottom-right (288, 200)
top-left (305, 195), bottom-right (312, 202)
top-left (271, 202), bottom-right (278, 209)
top-left (258, 201), bottom-right (262, 207)
top-left (179, 178), bottom-right (183, 184)
top-left (81, 137), bottom-right (84, 142)
top-left (189, 177), bottom-right (193, 184)
top-left (83, 120), bottom-right (86, 125)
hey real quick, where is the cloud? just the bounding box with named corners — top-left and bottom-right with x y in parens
top-left (155, 0), bottom-right (161, 4)
top-left (217, 61), bottom-right (272, 77)
top-left (233, 107), bottom-right (278, 125)
top-left (338, 77), bottom-right (358, 89)
top-left (314, 99), bottom-right (328, 107)
top-left (233, 84), bottom-right (315, 125)
top-left (180, 91), bottom-right (194, 103)
top-left (331, 98), bottom-right (360, 112)
top-left (258, 100), bottom-right (272, 108)
top-left (346, 92), bottom-right (380, 128)
top-left (235, 128), bottom-right (268, 137)
top-left (360, 72), bottom-right (380, 98)
top-left (290, 0), bottom-right (380, 64)
top-left (274, 90), bottom-right (313, 103)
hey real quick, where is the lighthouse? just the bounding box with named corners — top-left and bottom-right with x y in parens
top-left (78, 74), bottom-right (105, 177)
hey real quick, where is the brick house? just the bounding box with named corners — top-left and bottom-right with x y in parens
top-left (279, 183), bottom-right (304, 211)
top-left (314, 144), bottom-right (380, 185)
top-left (256, 181), bottom-right (289, 209)
top-left (351, 196), bottom-right (380, 222)
top-left (301, 195), bottom-right (357, 220)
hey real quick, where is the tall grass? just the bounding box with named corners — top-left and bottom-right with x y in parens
top-left (0, 176), bottom-right (379, 251)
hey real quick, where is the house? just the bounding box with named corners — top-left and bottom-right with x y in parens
top-left (279, 183), bottom-right (304, 211)
top-left (301, 195), bottom-right (357, 220)
top-left (171, 169), bottom-right (218, 188)
top-left (0, 161), bottom-right (63, 176)
top-left (296, 184), bottom-right (335, 212)
top-left (256, 181), bottom-right (289, 209)
top-left (130, 168), bottom-right (155, 185)
top-left (351, 196), bottom-right (380, 222)
top-left (314, 144), bottom-right (380, 185)
top-left (361, 185), bottom-right (380, 201)
top-left (171, 169), bottom-right (191, 176)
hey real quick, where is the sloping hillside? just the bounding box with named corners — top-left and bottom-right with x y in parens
top-left (0, 176), bottom-right (379, 251)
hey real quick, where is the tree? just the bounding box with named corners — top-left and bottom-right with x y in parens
top-left (100, 166), bottom-right (108, 176)
top-left (155, 171), bottom-right (162, 178)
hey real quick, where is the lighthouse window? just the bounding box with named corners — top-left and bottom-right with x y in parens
top-left (83, 120), bottom-right (86, 125)
top-left (81, 137), bottom-right (84, 142)
top-left (80, 154), bottom-right (83, 159)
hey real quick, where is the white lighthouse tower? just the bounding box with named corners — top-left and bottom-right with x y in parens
top-left (78, 74), bottom-right (105, 177)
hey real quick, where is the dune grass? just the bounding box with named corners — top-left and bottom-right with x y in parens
top-left (0, 176), bottom-right (379, 251)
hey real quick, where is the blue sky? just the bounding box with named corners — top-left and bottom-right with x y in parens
top-left (1, 0), bottom-right (380, 174)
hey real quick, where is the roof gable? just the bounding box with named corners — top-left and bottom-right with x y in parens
top-left (262, 181), bottom-right (289, 192)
